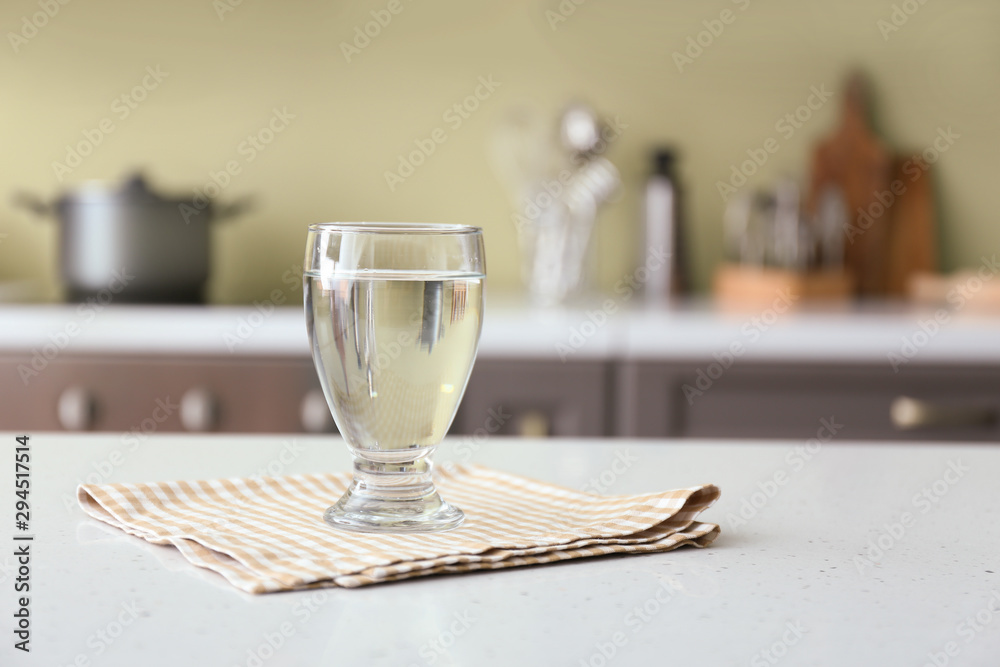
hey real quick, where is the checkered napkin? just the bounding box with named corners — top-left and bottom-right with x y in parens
top-left (76, 464), bottom-right (720, 593)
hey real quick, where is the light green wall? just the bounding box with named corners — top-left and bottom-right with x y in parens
top-left (1, 0), bottom-right (997, 302)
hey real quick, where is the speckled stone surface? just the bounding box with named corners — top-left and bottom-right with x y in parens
top-left (4, 434), bottom-right (999, 665)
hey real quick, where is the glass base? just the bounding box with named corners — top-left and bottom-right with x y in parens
top-left (323, 456), bottom-right (465, 533)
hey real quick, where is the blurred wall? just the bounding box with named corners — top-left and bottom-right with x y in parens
top-left (1, 0), bottom-right (997, 302)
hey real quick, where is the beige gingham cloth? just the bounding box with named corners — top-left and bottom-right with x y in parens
top-left (77, 464), bottom-right (720, 593)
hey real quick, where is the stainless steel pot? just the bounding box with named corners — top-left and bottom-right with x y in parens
top-left (15, 173), bottom-right (249, 303)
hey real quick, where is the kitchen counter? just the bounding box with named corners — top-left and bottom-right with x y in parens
top-left (2, 299), bottom-right (999, 362)
top-left (2, 433), bottom-right (998, 665)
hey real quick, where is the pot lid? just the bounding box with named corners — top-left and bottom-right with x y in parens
top-left (57, 173), bottom-right (207, 210)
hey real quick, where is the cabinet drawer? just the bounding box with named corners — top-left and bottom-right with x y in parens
top-left (616, 361), bottom-right (1000, 441)
top-left (454, 359), bottom-right (611, 437)
top-left (0, 355), bottom-right (335, 434)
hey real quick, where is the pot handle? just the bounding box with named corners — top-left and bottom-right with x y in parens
top-left (213, 195), bottom-right (253, 222)
top-left (11, 192), bottom-right (52, 217)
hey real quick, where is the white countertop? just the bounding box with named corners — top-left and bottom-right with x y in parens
top-left (1, 299), bottom-right (999, 362)
top-left (2, 433), bottom-right (998, 665)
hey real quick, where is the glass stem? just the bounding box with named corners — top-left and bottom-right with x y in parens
top-left (350, 455), bottom-right (439, 503)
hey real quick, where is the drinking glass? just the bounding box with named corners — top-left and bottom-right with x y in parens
top-left (304, 223), bottom-right (485, 532)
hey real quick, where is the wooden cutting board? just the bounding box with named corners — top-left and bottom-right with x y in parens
top-left (885, 155), bottom-right (937, 295)
top-left (807, 73), bottom-right (893, 296)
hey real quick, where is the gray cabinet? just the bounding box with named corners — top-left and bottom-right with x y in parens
top-left (615, 360), bottom-right (1000, 441)
top-left (454, 359), bottom-right (611, 437)
top-left (4, 352), bottom-right (997, 442)
top-left (0, 355), bottom-right (334, 434)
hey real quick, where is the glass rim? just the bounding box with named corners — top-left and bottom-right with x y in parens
top-left (308, 222), bottom-right (481, 235)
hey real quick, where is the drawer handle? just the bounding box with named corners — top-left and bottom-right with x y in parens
top-left (58, 386), bottom-right (96, 431)
top-left (518, 410), bottom-right (550, 437)
top-left (180, 388), bottom-right (219, 432)
top-left (300, 390), bottom-right (336, 433)
top-left (890, 396), bottom-right (997, 430)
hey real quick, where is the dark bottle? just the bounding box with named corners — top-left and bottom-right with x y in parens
top-left (643, 149), bottom-right (687, 300)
